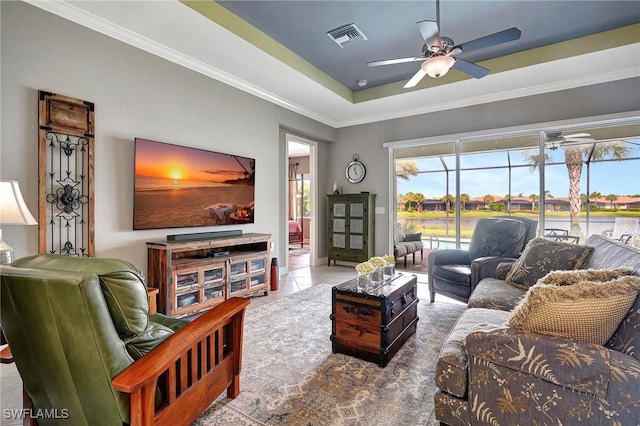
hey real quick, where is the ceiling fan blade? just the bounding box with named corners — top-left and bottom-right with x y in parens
top-left (417, 20), bottom-right (441, 50)
top-left (403, 69), bottom-right (427, 88)
top-left (366, 56), bottom-right (426, 67)
top-left (452, 59), bottom-right (490, 79)
top-left (456, 27), bottom-right (522, 54)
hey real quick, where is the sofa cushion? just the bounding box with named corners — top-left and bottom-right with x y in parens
top-left (467, 278), bottom-right (527, 311)
top-left (585, 234), bottom-right (640, 274)
top-left (432, 264), bottom-right (472, 287)
top-left (394, 241), bottom-right (423, 256)
top-left (494, 262), bottom-right (514, 280)
top-left (508, 276), bottom-right (640, 345)
top-left (505, 237), bottom-right (593, 289)
top-left (468, 218), bottom-right (527, 259)
top-left (606, 292), bottom-right (640, 361)
top-left (393, 223), bottom-right (405, 245)
top-left (435, 308), bottom-right (510, 398)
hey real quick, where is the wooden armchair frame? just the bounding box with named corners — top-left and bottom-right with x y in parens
top-left (112, 297), bottom-right (250, 426)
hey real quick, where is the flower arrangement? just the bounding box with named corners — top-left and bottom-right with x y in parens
top-left (355, 261), bottom-right (375, 275)
top-left (369, 256), bottom-right (386, 268)
top-left (383, 254), bottom-right (395, 265)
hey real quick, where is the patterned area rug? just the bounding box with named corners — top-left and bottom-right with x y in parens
top-left (194, 283), bottom-right (466, 425)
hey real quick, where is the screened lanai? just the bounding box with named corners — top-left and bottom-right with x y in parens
top-left (392, 118), bottom-right (640, 249)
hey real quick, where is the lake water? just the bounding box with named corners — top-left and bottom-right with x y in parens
top-left (400, 216), bottom-right (637, 249)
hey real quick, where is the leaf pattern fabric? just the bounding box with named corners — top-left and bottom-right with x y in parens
top-left (435, 235), bottom-right (640, 425)
top-left (505, 237), bottom-right (593, 288)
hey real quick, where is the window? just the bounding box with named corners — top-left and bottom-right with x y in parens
top-left (393, 119), bottom-right (640, 249)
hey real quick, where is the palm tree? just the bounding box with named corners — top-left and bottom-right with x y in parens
top-left (483, 194), bottom-right (494, 210)
top-left (460, 193), bottom-right (470, 211)
top-left (403, 192), bottom-right (425, 211)
top-left (504, 193), bottom-right (513, 212)
top-left (526, 141), bottom-right (631, 233)
top-left (529, 193), bottom-right (538, 211)
top-left (440, 194), bottom-right (455, 211)
top-left (397, 193), bottom-right (407, 211)
top-left (605, 194), bottom-right (618, 209)
top-left (395, 160), bottom-right (419, 180)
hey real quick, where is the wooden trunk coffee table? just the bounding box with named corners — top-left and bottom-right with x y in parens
top-left (330, 273), bottom-right (419, 367)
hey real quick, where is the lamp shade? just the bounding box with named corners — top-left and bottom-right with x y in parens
top-left (421, 56), bottom-right (455, 78)
top-left (0, 180), bottom-right (37, 225)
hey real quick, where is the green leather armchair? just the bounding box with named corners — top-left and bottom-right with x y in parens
top-left (0, 254), bottom-right (249, 426)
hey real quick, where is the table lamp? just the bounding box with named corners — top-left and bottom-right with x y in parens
top-left (0, 180), bottom-right (38, 264)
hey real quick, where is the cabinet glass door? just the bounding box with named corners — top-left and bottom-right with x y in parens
top-left (348, 202), bottom-right (365, 250)
top-left (175, 271), bottom-right (198, 290)
top-left (350, 202), bottom-right (364, 217)
top-left (331, 202), bottom-right (347, 249)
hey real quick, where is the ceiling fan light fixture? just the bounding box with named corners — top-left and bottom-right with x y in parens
top-left (421, 55), bottom-right (455, 78)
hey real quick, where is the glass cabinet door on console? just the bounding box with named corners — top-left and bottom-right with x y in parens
top-left (327, 193), bottom-right (376, 265)
top-left (202, 264), bottom-right (225, 302)
top-left (146, 233), bottom-right (271, 317)
top-left (171, 260), bottom-right (226, 316)
top-left (248, 257), bottom-right (267, 290)
top-left (228, 254), bottom-right (269, 296)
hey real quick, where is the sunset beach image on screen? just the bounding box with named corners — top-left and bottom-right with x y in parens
top-left (133, 138), bottom-right (255, 230)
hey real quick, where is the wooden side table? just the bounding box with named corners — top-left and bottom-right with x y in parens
top-left (147, 287), bottom-right (159, 313)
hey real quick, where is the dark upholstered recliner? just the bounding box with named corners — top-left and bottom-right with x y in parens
top-left (427, 217), bottom-right (537, 303)
top-left (0, 254), bottom-right (249, 426)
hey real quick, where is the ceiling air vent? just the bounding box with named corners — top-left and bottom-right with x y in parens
top-left (326, 23), bottom-right (367, 48)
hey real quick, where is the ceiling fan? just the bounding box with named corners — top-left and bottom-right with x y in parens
top-left (366, 0), bottom-right (522, 88)
top-left (545, 131), bottom-right (594, 150)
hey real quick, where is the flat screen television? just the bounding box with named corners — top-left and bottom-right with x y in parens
top-left (133, 138), bottom-right (255, 230)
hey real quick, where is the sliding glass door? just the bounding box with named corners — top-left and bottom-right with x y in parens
top-left (395, 141), bottom-right (459, 249)
top-left (392, 118), bottom-right (640, 250)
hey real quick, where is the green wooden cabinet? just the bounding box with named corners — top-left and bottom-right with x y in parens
top-left (327, 193), bottom-right (376, 265)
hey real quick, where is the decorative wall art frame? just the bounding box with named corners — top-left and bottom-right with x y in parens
top-left (38, 91), bottom-right (95, 256)
top-left (133, 138), bottom-right (256, 230)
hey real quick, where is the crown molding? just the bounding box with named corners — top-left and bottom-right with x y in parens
top-left (22, 0), bottom-right (640, 130)
top-left (22, 0), bottom-right (342, 127)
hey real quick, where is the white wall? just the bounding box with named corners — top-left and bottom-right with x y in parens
top-left (0, 1), bottom-right (335, 271)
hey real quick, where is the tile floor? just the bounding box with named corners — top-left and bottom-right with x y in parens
top-left (0, 263), bottom-right (436, 425)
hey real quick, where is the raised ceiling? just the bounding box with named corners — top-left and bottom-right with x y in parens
top-left (216, 0), bottom-right (640, 92)
top-left (24, 1), bottom-right (640, 127)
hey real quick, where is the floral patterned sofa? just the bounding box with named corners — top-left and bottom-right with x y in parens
top-left (434, 234), bottom-right (640, 425)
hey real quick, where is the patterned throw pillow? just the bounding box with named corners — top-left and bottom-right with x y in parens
top-left (606, 291), bottom-right (640, 361)
top-left (505, 237), bottom-right (594, 289)
top-left (403, 232), bottom-right (422, 242)
top-left (508, 276), bottom-right (640, 345)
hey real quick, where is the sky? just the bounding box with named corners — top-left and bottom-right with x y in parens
top-left (397, 145), bottom-right (640, 198)
top-left (134, 138), bottom-right (253, 183)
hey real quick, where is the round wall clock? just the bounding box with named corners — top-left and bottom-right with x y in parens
top-left (346, 154), bottom-right (366, 183)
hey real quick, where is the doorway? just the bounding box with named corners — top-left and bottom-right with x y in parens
top-left (287, 136), bottom-right (315, 271)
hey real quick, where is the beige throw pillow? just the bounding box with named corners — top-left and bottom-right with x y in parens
top-left (508, 275), bottom-right (640, 345)
top-left (540, 268), bottom-right (634, 286)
